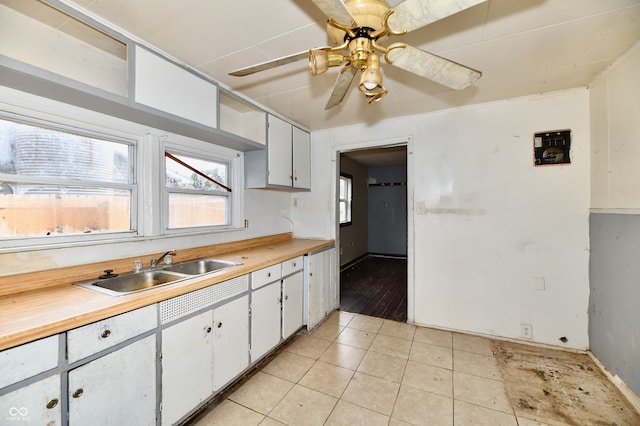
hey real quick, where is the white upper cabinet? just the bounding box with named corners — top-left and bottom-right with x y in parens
top-left (245, 114), bottom-right (311, 191)
top-left (267, 115), bottom-right (294, 187)
top-left (134, 46), bottom-right (217, 128)
top-left (293, 126), bottom-right (311, 190)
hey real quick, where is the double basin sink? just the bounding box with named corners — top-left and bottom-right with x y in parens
top-left (75, 259), bottom-right (241, 296)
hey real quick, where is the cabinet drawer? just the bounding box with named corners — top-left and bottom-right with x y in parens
top-left (251, 264), bottom-right (281, 289)
top-left (67, 304), bottom-right (157, 363)
top-left (0, 335), bottom-right (58, 389)
top-left (281, 256), bottom-right (303, 277)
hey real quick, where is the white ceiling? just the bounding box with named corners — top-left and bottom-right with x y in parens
top-left (64, 0), bottom-right (640, 131)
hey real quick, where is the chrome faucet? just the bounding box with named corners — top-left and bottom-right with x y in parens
top-left (151, 250), bottom-right (176, 267)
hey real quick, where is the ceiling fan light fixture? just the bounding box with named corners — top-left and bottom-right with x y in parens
top-left (308, 49), bottom-right (344, 76)
top-left (358, 54), bottom-right (386, 101)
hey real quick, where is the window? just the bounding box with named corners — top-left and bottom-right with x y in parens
top-left (0, 116), bottom-right (135, 241)
top-left (339, 174), bottom-right (352, 225)
top-left (165, 150), bottom-right (231, 230)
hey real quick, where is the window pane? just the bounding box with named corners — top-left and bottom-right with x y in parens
top-left (339, 175), bottom-right (352, 224)
top-left (0, 117), bottom-right (134, 241)
top-left (166, 153), bottom-right (227, 190)
top-left (339, 201), bottom-right (346, 223)
top-left (339, 177), bottom-right (346, 199)
top-left (168, 193), bottom-right (228, 228)
top-left (0, 119), bottom-right (130, 184)
top-left (0, 184), bottom-right (131, 237)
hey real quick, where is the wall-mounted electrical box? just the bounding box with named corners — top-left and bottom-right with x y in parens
top-left (534, 129), bottom-right (571, 166)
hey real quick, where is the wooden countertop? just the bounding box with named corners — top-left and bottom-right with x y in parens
top-left (0, 235), bottom-right (334, 351)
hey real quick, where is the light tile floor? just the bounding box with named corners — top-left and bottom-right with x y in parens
top-left (191, 311), bottom-right (639, 426)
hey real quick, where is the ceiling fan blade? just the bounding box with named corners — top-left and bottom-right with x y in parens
top-left (229, 51), bottom-right (310, 77)
top-left (388, 0), bottom-right (487, 33)
top-left (325, 65), bottom-right (358, 109)
top-left (387, 44), bottom-right (481, 90)
top-left (312, 0), bottom-right (355, 25)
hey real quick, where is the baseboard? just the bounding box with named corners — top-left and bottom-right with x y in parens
top-left (368, 253), bottom-right (408, 259)
top-left (587, 351), bottom-right (640, 415)
top-left (340, 252), bottom-right (407, 271)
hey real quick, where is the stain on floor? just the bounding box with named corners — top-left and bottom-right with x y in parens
top-left (492, 340), bottom-right (640, 425)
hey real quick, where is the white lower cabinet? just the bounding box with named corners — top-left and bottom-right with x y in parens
top-left (306, 248), bottom-right (338, 330)
top-left (250, 281), bottom-right (282, 362)
top-left (68, 335), bottom-right (156, 426)
top-left (0, 374), bottom-right (61, 424)
top-left (161, 310), bottom-right (214, 426)
top-left (161, 295), bottom-right (249, 425)
top-left (213, 296), bottom-right (249, 391)
top-left (282, 271), bottom-right (304, 339)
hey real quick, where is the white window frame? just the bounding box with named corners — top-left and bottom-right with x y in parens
top-left (0, 111), bottom-right (140, 249)
top-left (339, 174), bottom-right (353, 226)
top-left (0, 87), bottom-right (245, 252)
top-left (161, 136), bottom-right (244, 235)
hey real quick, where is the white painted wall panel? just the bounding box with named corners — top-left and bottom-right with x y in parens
top-left (590, 42), bottom-right (640, 209)
top-left (134, 46), bottom-right (217, 128)
top-left (293, 90), bottom-right (590, 349)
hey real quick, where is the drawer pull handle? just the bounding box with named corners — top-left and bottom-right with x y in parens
top-left (217, 322), bottom-right (223, 328)
top-left (47, 399), bottom-right (59, 409)
top-left (72, 389), bottom-right (84, 398)
top-left (206, 327), bottom-right (212, 333)
top-left (267, 272), bottom-right (271, 277)
top-left (101, 330), bottom-right (111, 339)
top-left (293, 262), bottom-right (297, 267)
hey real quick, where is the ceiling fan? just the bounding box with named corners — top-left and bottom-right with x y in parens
top-left (229, 0), bottom-right (486, 109)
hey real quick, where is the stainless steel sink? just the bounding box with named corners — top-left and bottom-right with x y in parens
top-left (162, 259), bottom-right (241, 275)
top-left (75, 258), bottom-right (241, 296)
top-left (75, 270), bottom-right (188, 296)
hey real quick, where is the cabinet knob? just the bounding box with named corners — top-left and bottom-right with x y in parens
top-left (293, 262), bottom-right (297, 267)
top-left (101, 329), bottom-right (111, 339)
top-left (285, 295), bottom-right (289, 300)
top-left (217, 322), bottom-right (223, 328)
top-left (72, 388), bottom-right (84, 398)
top-left (206, 326), bottom-right (212, 333)
top-left (46, 399), bottom-right (59, 409)
top-left (267, 272), bottom-right (271, 277)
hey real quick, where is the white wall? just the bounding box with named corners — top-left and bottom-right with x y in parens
top-left (293, 89), bottom-right (591, 349)
top-left (590, 41), bottom-right (640, 210)
top-left (588, 41), bottom-right (640, 395)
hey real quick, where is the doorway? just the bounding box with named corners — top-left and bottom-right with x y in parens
top-left (338, 144), bottom-right (409, 322)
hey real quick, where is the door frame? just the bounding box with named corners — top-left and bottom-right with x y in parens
top-left (332, 136), bottom-right (415, 324)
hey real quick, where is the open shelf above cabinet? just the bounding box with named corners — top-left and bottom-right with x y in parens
top-left (0, 0), bottom-right (127, 97)
top-left (219, 91), bottom-right (267, 146)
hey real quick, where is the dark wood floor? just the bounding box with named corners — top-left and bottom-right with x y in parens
top-left (339, 256), bottom-right (407, 323)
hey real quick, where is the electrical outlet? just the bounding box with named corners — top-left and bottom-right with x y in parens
top-left (521, 323), bottom-right (533, 339)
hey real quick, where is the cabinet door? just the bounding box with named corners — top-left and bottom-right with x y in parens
top-left (161, 310), bottom-right (214, 426)
top-left (267, 115), bottom-right (293, 187)
top-left (0, 334), bottom-right (58, 389)
top-left (0, 374), bottom-right (61, 424)
top-left (213, 296), bottom-right (249, 390)
top-left (68, 335), bottom-right (156, 426)
top-left (292, 126), bottom-right (311, 189)
top-left (282, 271), bottom-right (304, 339)
top-left (307, 248), bottom-right (337, 330)
top-left (251, 281), bottom-right (282, 362)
